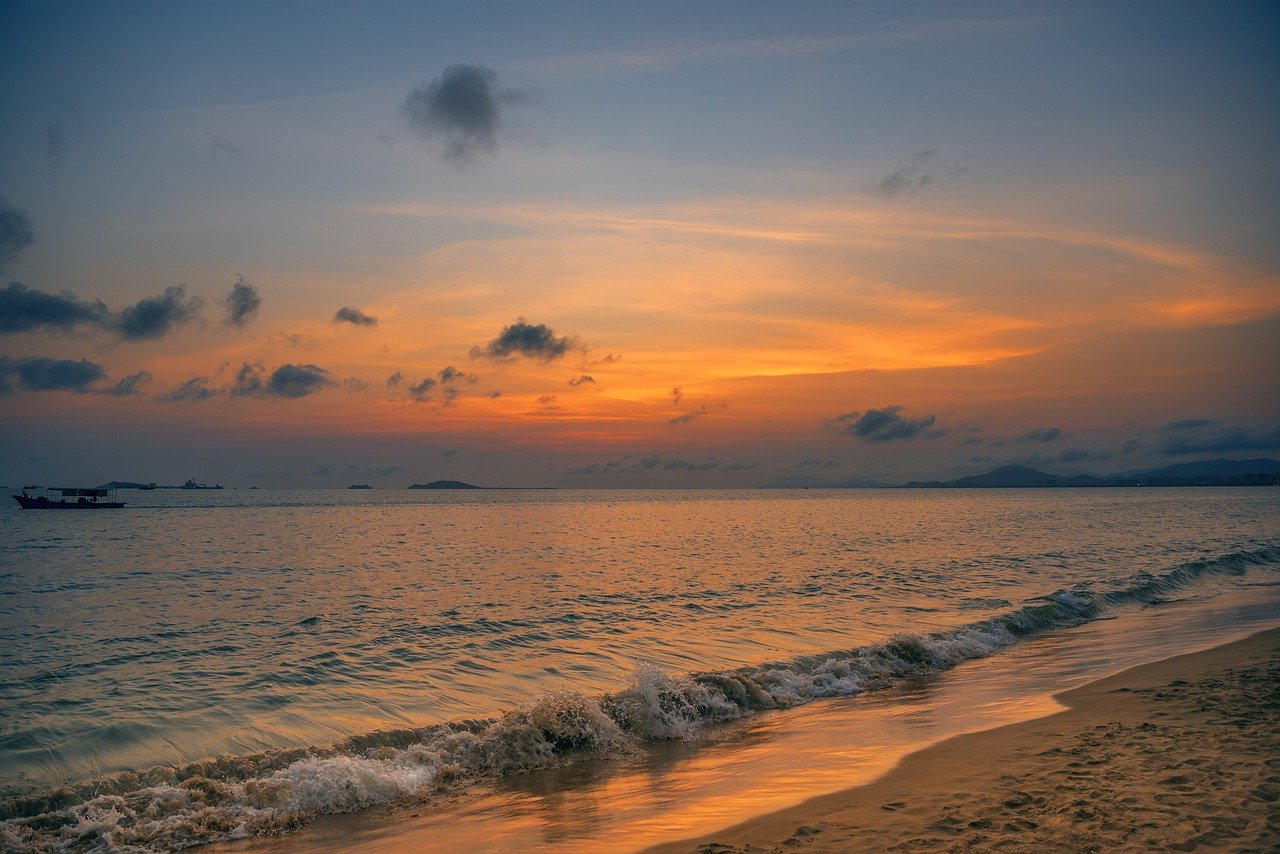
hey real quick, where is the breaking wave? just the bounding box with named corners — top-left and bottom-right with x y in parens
top-left (3, 545), bottom-right (1277, 852)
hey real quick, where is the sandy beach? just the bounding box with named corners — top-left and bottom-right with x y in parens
top-left (650, 627), bottom-right (1280, 853)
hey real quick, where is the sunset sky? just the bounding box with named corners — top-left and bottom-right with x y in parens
top-left (1, 1), bottom-right (1277, 487)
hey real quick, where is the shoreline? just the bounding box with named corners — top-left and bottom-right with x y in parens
top-left (648, 626), bottom-right (1280, 853)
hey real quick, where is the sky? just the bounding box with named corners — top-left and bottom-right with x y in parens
top-left (1, 0), bottom-right (1278, 488)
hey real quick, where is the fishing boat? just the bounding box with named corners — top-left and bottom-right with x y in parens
top-left (12, 487), bottom-right (125, 509)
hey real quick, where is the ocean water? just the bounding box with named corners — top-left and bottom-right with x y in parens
top-left (1, 487), bottom-right (1277, 852)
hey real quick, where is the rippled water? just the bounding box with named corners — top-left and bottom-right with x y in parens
top-left (1, 487), bottom-right (1277, 850)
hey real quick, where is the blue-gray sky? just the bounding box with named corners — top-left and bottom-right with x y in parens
top-left (1, 1), bottom-right (1277, 486)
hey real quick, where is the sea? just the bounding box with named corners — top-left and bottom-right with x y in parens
top-left (1, 487), bottom-right (1277, 852)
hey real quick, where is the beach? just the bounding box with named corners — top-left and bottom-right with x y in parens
top-left (653, 627), bottom-right (1280, 854)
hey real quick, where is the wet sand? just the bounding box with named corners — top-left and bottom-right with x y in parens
top-left (650, 627), bottom-right (1280, 853)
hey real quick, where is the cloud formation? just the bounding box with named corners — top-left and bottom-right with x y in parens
top-left (45, 124), bottom-right (68, 170)
top-left (568, 454), bottom-right (761, 475)
top-left (155, 376), bottom-right (219, 403)
top-left (334, 306), bottom-right (377, 326)
top-left (101, 370), bottom-right (152, 397)
top-left (224, 276), bottom-right (261, 328)
top-left (0, 282), bottom-right (107, 333)
top-left (232, 362), bottom-right (336, 399)
top-left (831, 404), bottom-right (945, 442)
top-left (865, 149), bottom-right (939, 200)
top-left (1155, 419), bottom-right (1280, 456)
top-left (401, 64), bottom-right (529, 164)
top-left (568, 374), bottom-right (595, 386)
top-left (115, 285), bottom-right (203, 341)
top-left (0, 202), bottom-right (35, 271)
top-left (407, 377), bottom-right (436, 402)
top-left (1016, 426), bottom-right (1063, 443)
top-left (0, 356), bottom-right (105, 394)
top-left (669, 404), bottom-right (708, 426)
top-left (473, 318), bottom-right (575, 361)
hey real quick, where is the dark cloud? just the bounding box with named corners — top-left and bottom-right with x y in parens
top-left (670, 387), bottom-right (683, 406)
top-left (0, 282), bottom-right (107, 333)
top-left (1155, 419), bottom-right (1280, 456)
top-left (116, 285), bottom-right (203, 341)
top-left (568, 374), bottom-right (595, 386)
top-left (343, 377), bottom-right (369, 393)
top-left (473, 318), bottom-right (574, 361)
top-left (961, 436), bottom-right (984, 445)
top-left (386, 371), bottom-right (403, 388)
top-left (439, 366), bottom-right (470, 384)
top-left (830, 404), bottom-right (945, 442)
top-left (669, 404), bottom-right (708, 426)
top-left (155, 376), bottom-right (219, 403)
top-left (100, 370), bottom-right (151, 397)
top-left (865, 149), bottom-right (953, 200)
top-left (568, 454), bottom-right (760, 475)
top-left (45, 123), bottom-right (68, 169)
top-left (232, 362), bottom-right (335, 399)
top-left (0, 201), bottom-right (35, 270)
top-left (269, 331), bottom-right (317, 350)
top-left (1016, 426), bottom-right (1063, 443)
top-left (794, 458), bottom-right (841, 469)
top-left (210, 136), bottom-right (242, 157)
top-left (537, 394), bottom-right (559, 408)
top-left (441, 449), bottom-right (458, 457)
top-left (588, 353), bottom-right (621, 367)
top-left (334, 306), bottom-right (377, 327)
top-left (1056, 448), bottom-right (1109, 463)
top-left (1, 282), bottom-right (202, 340)
top-left (0, 356), bottom-right (105, 394)
top-left (408, 377), bottom-right (436, 402)
top-left (401, 64), bottom-right (530, 165)
top-left (224, 276), bottom-right (261, 328)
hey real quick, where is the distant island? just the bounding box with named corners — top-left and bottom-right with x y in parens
top-left (408, 480), bottom-right (483, 489)
top-left (762, 459), bottom-right (1280, 489)
top-left (903, 459), bottom-right (1280, 488)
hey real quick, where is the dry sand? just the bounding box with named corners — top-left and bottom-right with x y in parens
top-left (649, 627), bottom-right (1280, 853)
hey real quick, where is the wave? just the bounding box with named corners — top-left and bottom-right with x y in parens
top-left (3, 545), bottom-right (1277, 852)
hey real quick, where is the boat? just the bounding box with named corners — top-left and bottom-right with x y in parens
top-left (12, 487), bottom-right (125, 509)
top-left (180, 479), bottom-right (223, 490)
top-left (348, 483), bottom-right (371, 489)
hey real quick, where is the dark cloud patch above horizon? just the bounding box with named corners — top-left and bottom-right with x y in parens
top-left (224, 276), bottom-right (261, 328)
top-left (45, 123), bottom-right (68, 170)
top-left (232, 362), bottom-right (336, 399)
top-left (155, 376), bottom-right (219, 403)
top-left (407, 377), bottom-right (436, 402)
top-left (334, 306), bottom-right (377, 327)
top-left (115, 285), bottom-right (203, 341)
top-left (0, 356), bottom-right (106, 394)
top-left (473, 318), bottom-right (575, 361)
top-left (1016, 426), bottom-right (1063, 443)
top-left (568, 374), bottom-right (595, 386)
top-left (794, 458), bottom-right (841, 469)
top-left (865, 149), bottom-right (944, 200)
top-left (0, 202), bottom-right (35, 271)
top-left (669, 404), bottom-right (708, 426)
top-left (1154, 419), bottom-right (1280, 456)
top-left (569, 454), bottom-right (761, 475)
top-left (100, 370), bottom-right (151, 397)
top-left (401, 64), bottom-right (530, 165)
top-left (831, 404), bottom-right (945, 442)
top-left (0, 282), bottom-right (107, 333)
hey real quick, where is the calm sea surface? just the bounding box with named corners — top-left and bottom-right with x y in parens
top-left (1, 488), bottom-right (1277, 851)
